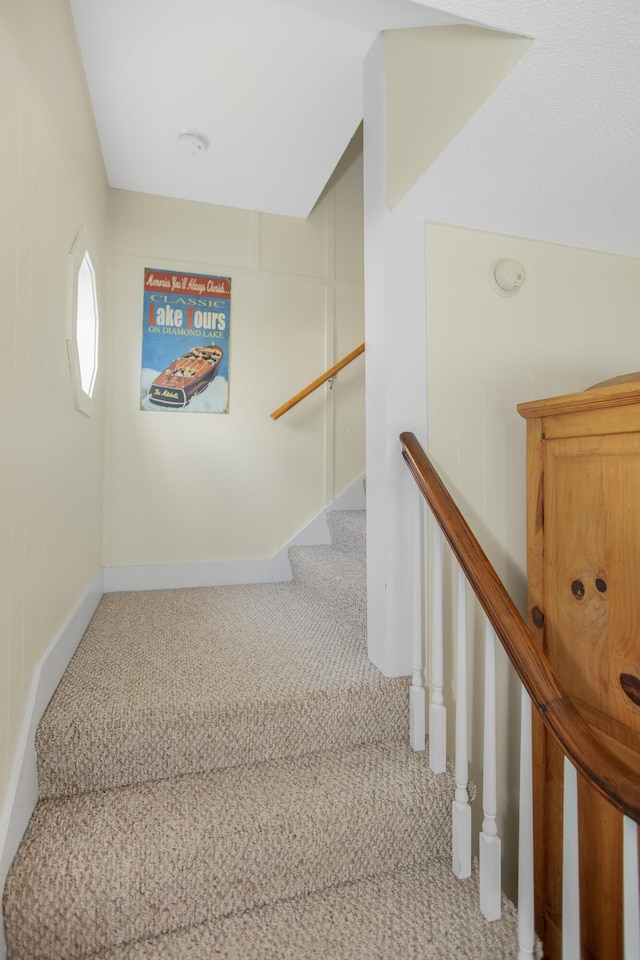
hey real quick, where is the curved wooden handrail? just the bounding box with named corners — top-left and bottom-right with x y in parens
top-left (400, 430), bottom-right (640, 821)
top-left (270, 343), bottom-right (364, 420)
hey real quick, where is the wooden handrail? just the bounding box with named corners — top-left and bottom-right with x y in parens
top-left (400, 431), bottom-right (640, 821)
top-left (270, 343), bottom-right (365, 420)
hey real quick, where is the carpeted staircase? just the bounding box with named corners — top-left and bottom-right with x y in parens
top-left (2, 510), bottom-right (521, 958)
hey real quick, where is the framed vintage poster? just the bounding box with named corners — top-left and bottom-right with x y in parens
top-left (140, 268), bottom-right (231, 413)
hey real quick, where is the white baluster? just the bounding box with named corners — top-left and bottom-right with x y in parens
top-left (452, 566), bottom-right (471, 879)
top-left (623, 815), bottom-right (640, 960)
top-left (410, 487), bottom-right (426, 751)
top-left (480, 620), bottom-right (501, 921)
top-left (562, 757), bottom-right (580, 959)
top-left (518, 686), bottom-right (535, 960)
top-left (429, 523), bottom-right (446, 773)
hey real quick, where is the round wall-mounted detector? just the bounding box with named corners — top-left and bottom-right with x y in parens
top-left (490, 258), bottom-right (526, 296)
top-left (176, 131), bottom-right (209, 158)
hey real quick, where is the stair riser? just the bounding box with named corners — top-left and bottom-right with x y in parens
top-left (36, 685), bottom-right (408, 798)
top-left (5, 746), bottom-right (452, 960)
top-left (86, 864), bottom-right (521, 960)
top-left (326, 510), bottom-right (366, 561)
top-left (6, 813), bottom-right (449, 960)
top-left (288, 548), bottom-right (366, 635)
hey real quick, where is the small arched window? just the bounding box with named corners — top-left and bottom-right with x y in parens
top-left (67, 228), bottom-right (99, 416)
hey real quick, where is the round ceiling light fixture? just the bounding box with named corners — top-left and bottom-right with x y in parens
top-left (176, 131), bottom-right (209, 159)
top-left (490, 258), bottom-right (526, 296)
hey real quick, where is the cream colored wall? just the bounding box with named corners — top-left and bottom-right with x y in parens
top-left (0, 1), bottom-right (108, 805)
top-left (425, 220), bottom-right (640, 894)
top-left (385, 26), bottom-right (532, 210)
top-left (104, 137), bottom-right (364, 567)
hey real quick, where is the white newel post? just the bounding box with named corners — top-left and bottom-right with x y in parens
top-left (480, 620), bottom-right (501, 921)
top-left (562, 757), bottom-right (580, 960)
top-left (518, 687), bottom-right (535, 959)
top-left (410, 485), bottom-right (426, 751)
top-left (452, 566), bottom-right (471, 879)
top-left (429, 523), bottom-right (446, 773)
top-left (623, 815), bottom-right (640, 960)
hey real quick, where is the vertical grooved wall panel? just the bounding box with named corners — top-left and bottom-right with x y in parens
top-left (0, 0), bottom-right (108, 814)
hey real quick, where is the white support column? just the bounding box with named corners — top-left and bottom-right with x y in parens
top-left (623, 816), bottom-right (639, 960)
top-left (363, 34), bottom-right (428, 680)
top-left (429, 522), bottom-right (446, 773)
top-left (409, 483), bottom-right (426, 751)
top-left (480, 620), bottom-right (501, 921)
top-left (452, 566), bottom-right (471, 879)
top-left (518, 686), bottom-right (535, 960)
top-left (562, 757), bottom-right (580, 960)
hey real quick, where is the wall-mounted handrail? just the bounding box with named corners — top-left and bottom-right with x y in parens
top-left (270, 343), bottom-right (364, 421)
top-left (400, 430), bottom-right (640, 821)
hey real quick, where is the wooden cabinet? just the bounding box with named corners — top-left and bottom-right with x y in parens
top-left (518, 375), bottom-right (640, 960)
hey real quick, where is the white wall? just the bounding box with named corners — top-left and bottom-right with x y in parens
top-left (426, 222), bottom-right (640, 598)
top-left (425, 220), bottom-right (640, 895)
top-left (363, 24), bottom-right (531, 679)
top-left (104, 135), bottom-right (364, 567)
top-left (364, 22), bottom-right (640, 897)
top-left (0, 0), bottom-right (108, 811)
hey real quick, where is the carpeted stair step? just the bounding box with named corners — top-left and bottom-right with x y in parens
top-left (288, 545), bottom-right (366, 637)
top-left (326, 509), bottom-right (366, 561)
top-left (89, 862), bottom-right (521, 960)
top-left (4, 740), bottom-right (453, 960)
top-left (36, 581), bottom-right (405, 798)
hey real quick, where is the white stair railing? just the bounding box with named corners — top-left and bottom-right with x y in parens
top-left (623, 816), bottom-right (640, 958)
top-left (452, 568), bottom-right (471, 879)
top-left (401, 430), bottom-right (640, 960)
top-left (409, 486), bottom-right (426, 752)
top-left (562, 758), bottom-right (581, 960)
top-left (518, 687), bottom-right (535, 959)
top-left (429, 523), bottom-right (446, 774)
top-left (419, 509), bottom-right (536, 954)
top-left (480, 621), bottom-right (501, 922)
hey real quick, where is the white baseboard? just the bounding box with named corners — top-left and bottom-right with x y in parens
top-left (103, 552), bottom-right (293, 593)
top-left (0, 570), bottom-right (104, 960)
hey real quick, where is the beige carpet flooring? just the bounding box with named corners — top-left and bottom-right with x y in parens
top-left (94, 864), bottom-right (521, 960)
top-left (35, 579), bottom-right (408, 798)
top-left (2, 510), bottom-right (523, 959)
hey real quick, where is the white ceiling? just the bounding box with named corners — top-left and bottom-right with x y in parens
top-left (397, 0), bottom-right (640, 257)
top-left (71, 0), bottom-right (640, 255)
top-left (69, 0), bottom-right (463, 218)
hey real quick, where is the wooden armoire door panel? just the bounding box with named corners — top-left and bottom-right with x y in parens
top-left (544, 433), bottom-right (640, 759)
top-left (518, 377), bottom-right (640, 960)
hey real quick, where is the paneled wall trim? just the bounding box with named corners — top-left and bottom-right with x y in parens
top-left (0, 0), bottom-right (109, 855)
